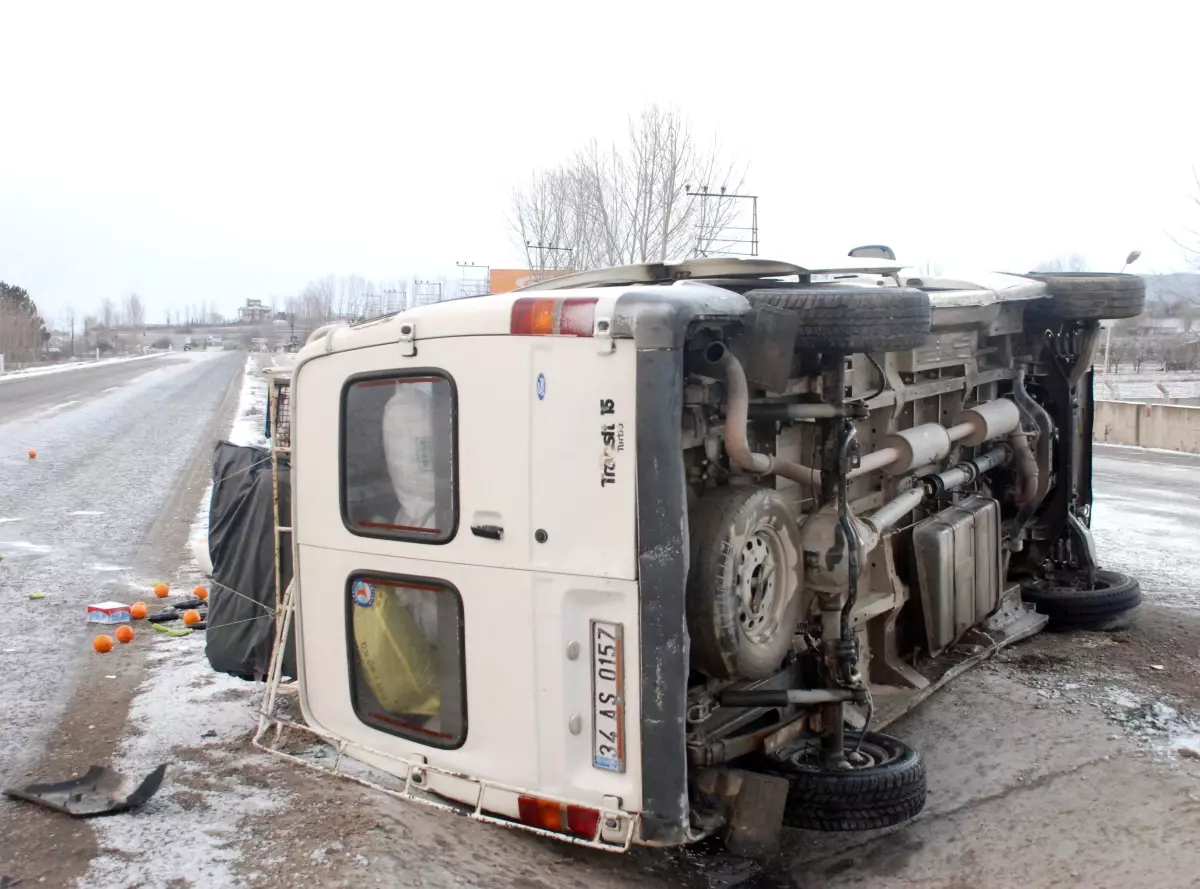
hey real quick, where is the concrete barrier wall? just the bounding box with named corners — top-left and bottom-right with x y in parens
top-left (1095, 400), bottom-right (1200, 453)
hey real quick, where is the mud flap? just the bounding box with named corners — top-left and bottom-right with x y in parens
top-left (725, 770), bottom-right (790, 858)
top-left (696, 768), bottom-right (789, 858)
top-left (3, 764), bottom-right (167, 817)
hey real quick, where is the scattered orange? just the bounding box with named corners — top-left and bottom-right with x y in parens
top-left (182, 609), bottom-right (202, 626)
top-left (28, 449), bottom-right (37, 459)
top-left (153, 582), bottom-right (169, 598)
top-left (115, 625), bottom-right (135, 644)
top-left (130, 601), bottom-right (148, 620)
top-left (93, 634), bottom-right (114, 653)
top-left (193, 586), bottom-right (208, 601)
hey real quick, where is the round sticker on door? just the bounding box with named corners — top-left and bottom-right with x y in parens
top-left (536, 372), bottom-right (546, 401)
top-left (351, 580), bottom-right (376, 608)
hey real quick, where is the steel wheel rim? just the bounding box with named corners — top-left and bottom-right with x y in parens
top-left (782, 736), bottom-right (901, 772)
top-left (734, 526), bottom-right (786, 645)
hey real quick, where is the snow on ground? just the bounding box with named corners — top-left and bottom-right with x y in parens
top-left (85, 639), bottom-right (286, 889)
top-left (85, 353), bottom-right (289, 889)
top-left (227, 356), bottom-right (269, 448)
top-left (0, 351), bottom-right (168, 383)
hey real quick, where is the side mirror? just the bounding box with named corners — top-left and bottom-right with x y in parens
top-left (848, 244), bottom-right (897, 261)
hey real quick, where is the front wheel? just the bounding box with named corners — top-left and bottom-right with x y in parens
top-left (755, 731), bottom-right (927, 832)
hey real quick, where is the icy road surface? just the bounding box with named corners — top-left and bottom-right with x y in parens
top-left (1092, 444), bottom-right (1200, 612)
top-left (0, 351), bottom-right (242, 786)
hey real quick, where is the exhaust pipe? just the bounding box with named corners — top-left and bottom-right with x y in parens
top-left (710, 343), bottom-right (823, 486)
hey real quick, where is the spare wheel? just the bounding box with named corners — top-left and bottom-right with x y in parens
top-left (743, 286), bottom-right (932, 353)
top-left (687, 485), bottom-right (803, 680)
top-left (1025, 272), bottom-right (1146, 320)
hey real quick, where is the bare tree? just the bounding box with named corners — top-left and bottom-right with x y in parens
top-left (101, 297), bottom-right (116, 330)
top-left (1032, 253), bottom-right (1089, 273)
top-left (123, 293), bottom-right (146, 329)
top-left (65, 305), bottom-right (77, 357)
top-left (509, 105), bottom-right (745, 272)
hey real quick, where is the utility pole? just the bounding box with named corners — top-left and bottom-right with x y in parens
top-left (381, 288), bottom-right (406, 313)
top-left (456, 262), bottom-right (491, 298)
top-left (685, 185), bottom-right (759, 258)
top-left (525, 242), bottom-right (573, 280)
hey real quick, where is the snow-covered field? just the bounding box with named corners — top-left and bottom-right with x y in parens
top-left (1095, 371), bottom-right (1200, 402)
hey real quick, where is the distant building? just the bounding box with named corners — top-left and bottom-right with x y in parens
top-left (238, 299), bottom-right (271, 323)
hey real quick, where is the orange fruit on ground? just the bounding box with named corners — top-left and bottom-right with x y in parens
top-left (154, 582), bottom-right (169, 598)
top-left (93, 634), bottom-right (114, 653)
top-left (193, 586), bottom-right (208, 601)
top-left (182, 609), bottom-right (202, 626)
top-left (115, 625), bottom-right (135, 643)
top-left (130, 601), bottom-right (148, 620)
top-left (28, 449), bottom-right (37, 459)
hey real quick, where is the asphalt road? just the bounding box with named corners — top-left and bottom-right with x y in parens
top-left (1092, 444), bottom-right (1200, 612)
top-left (0, 351), bottom-right (242, 786)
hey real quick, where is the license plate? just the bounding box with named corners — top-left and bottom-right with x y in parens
top-left (590, 620), bottom-right (625, 773)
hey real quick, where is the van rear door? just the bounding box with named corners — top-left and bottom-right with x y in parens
top-left (294, 333), bottom-right (637, 579)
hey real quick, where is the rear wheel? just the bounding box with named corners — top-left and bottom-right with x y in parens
top-left (743, 287), bottom-right (932, 353)
top-left (1026, 272), bottom-right (1146, 320)
top-left (1022, 569), bottom-right (1142, 631)
top-left (687, 486), bottom-right (803, 680)
top-left (756, 731), bottom-right (927, 832)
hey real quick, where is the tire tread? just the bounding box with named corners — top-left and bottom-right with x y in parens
top-left (744, 287), bottom-right (932, 352)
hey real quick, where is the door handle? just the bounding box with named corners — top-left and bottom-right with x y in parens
top-left (471, 524), bottom-right (504, 540)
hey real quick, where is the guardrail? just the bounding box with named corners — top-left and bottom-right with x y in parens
top-left (1095, 399), bottom-right (1200, 453)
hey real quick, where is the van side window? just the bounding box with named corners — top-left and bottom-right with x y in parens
top-left (342, 373), bottom-right (456, 543)
top-left (347, 574), bottom-right (466, 748)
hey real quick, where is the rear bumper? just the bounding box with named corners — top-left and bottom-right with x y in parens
top-left (252, 713), bottom-right (640, 851)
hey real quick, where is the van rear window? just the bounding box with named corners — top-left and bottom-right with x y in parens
top-left (347, 574), bottom-right (466, 748)
top-left (341, 373), bottom-right (456, 543)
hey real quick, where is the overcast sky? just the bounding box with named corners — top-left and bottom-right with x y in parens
top-left (3, 1), bottom-right (1200, 324)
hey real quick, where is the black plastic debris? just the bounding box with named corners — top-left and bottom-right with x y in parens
top-left (206, 442), bottom-right (295, 680)
top-left (3, 764), bottom-right (166, 817)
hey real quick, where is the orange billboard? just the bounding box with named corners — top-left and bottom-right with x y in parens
top-left (489, 268), bottom-right (574, 293)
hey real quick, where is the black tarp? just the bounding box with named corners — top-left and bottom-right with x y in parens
top-left (205, 441), bottom-right (296, 680)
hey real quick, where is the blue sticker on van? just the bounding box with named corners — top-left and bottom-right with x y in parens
top-left (536, 373), bottom-right (546, 401)
top-left (351, 580), bottom-right (376, 608)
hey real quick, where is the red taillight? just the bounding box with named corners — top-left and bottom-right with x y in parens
top-left (558, 298), bottom-right (597, 336)
top-left (510, 297), bottom-right (597, 337)
top-left (565, 805), bottom-right (601, 838)
top-left (517, 796), bottom-right (601, 840)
